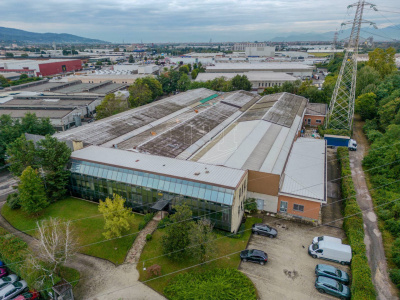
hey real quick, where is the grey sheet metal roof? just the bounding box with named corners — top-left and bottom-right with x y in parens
top-left (305, 103), bottom-right (328, 116)
top-left (280, 138), bottom-right (326, 202)
top-left (71, 145), bottom-right (246, 190)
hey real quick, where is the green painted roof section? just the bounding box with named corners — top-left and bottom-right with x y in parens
top-left (200, 94), bottom-right (219, 104)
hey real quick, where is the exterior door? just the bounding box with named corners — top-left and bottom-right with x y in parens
top-left (280, 201), bottom-right (288, 213)
top-left (256, 199), bottom-right (264, 210)
top-left (307, 118), bottom-right (311, 125)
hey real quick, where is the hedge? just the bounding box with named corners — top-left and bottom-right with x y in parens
top-left (164, 268), bottom-right (256, 300)
top-left (337, 147), bottom-right (376, 299)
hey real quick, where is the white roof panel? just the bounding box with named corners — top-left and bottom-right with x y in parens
top-left (280, 138), bottom-right (326, 202)
top-left (71, 146), bottom-right (246, 189)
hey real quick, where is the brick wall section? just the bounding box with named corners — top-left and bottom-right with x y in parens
top-left (278, 195), bottom-right (321, 220)
top-left (304, 114), bottom-right (325, 127)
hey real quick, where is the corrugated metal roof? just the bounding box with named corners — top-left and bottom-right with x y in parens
top-left (280, 138), bottom-right (326, 202)
top-left (305, 103), bottom-right (327, 116)
top-left (71, 145), bottom-right (246, 189)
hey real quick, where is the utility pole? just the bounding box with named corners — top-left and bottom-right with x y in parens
top-left (326, 0), bottom-right (376, 130)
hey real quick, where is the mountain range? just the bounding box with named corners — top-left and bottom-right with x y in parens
top-left (269, 24), bottom-right (400, 42)
top-left (0, 27), bottom-right (109, 44)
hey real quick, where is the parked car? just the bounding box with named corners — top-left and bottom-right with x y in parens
top-left (14, 290), bottom-right (39, 300)
top-left (252, 224), bottom-right (277, 238)
top-left (312, 236), bottom-right (342, 245)
top-left (0, 269), bottom-right (7, 278)
top-left (0, 275), bottom-right (18, 291)
top-left (308, 241), bottom-right (352, 265)
top-left (240, 249), bottom-right (268, 265)
top-left (0, 280), bottom-right (27, 300)
top-left (315, 264), bottom-right (349, 284)
top-left (315, 276), bottom-right (350, 299)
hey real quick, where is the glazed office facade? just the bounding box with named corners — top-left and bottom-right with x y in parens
top-left (68, 159), bottom-right (247, 232)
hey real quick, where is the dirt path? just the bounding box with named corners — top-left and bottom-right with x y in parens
top-left (350, 115), bottom-right (398, 300)
top-left (0, 202), bottom-right (164, 300)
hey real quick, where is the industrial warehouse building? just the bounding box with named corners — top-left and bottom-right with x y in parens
top-left (195, 71), bottom-right (297, 92)
top-left (206, 62), bottom-right (314, 78)
top-left (55, 89), bottom-right (326, 232)
top-left (0, 59), bottom-right (82, 76)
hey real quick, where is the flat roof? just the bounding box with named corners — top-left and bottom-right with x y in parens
top-left (305, 103), bottom-right (327, 116)
top-left (0, 109), bottom-right (72, 119)
top-left (196, 72), bottom-right (298, 82)
top-left (0, 98), bottom-right (98, 108)
top-left (71, 145), bottom-right (246, 190)
top-left (196, 93), bottom-right (308, 175)
top-left (280, 138), bottom-right (326, 202)
top-left (206, 63), bottom-right (314, 71)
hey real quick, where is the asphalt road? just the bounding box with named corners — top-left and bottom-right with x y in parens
top-left (350, 116), bottom-right (398, 300)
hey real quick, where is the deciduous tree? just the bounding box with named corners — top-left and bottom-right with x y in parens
top-left (128, 79), bottom-right (153, 107)
top-left (231, 75), bottom-right (252, 91)
top-left (96, 93), bottom-right (128, 120)
top-left (6, 135), bottom-right (37, 177)
top-left (355, 92), bottom-right (377, 121)
top-left (98, 194), bottom-right (131, 239)
top-left (367, 47), bottom-right (397, 79)
top-left (189, 219), bottom-right (217, 263)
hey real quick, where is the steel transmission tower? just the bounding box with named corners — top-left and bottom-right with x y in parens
top-left (326, 1), bottom-right (376, 130)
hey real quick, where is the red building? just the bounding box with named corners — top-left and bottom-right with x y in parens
top-left (37, 59), bottom-right (82, 76)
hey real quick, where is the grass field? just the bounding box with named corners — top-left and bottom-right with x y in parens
top-left (137, 216), bottom-right (262, 295)
top-left (2, 197), bottom-right (144, 264)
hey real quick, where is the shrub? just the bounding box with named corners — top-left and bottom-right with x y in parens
top-left (146, 234), bottom-right (152, 241)
top-left (138, 213), bottom-right (154, 231)
top-left (6, 193), bottom-right (20, 209)
top-left (164, 268), bottom-right (257, 300)
top-left (385, 218), bottom-right (400, 237)
top-left (392, 238), bottom-right (400, 268)
top-left (147, 264), bottom-right (161, 278)
top-left (244, 198), bottom-right (257, 213)
top-left (390, 269), bottom-right (400, 289)
top-left (378, 209), bottom-right (394, 220)
top-left (351, 255), bottom-right (376, 299)
top-left (157, 216), bottom-right (173, 229)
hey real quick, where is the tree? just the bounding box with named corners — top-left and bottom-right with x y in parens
top-left (19, 74), bottom-right (28, 80)
top-left (113, 47), bottom-right (120, 52)
top-left (5, 53), bottom-right (14, 58)
top-left (128, 79), bottom-right (153, 107)
top-left (37, 135), bottom-right (72, 201)
top-left (36, 217), bottom-right (78, 276)
top-left (7, 135), bottom-right (37, 177)
top-left (98, 194), bottom-right (131, 239)
top-left (96, 93), bottom-right (128, 120)
top-left (177, 73), bottom-right (190, 91)
top-left (179, 65), bottom-right (189, 74)
top-left (20, 113), bottom-right (54, 136)
top-left (367, 47), bottom-right (397, 79)
top-left (18, 166), bottom-right (49, 214)
top-left (141, 76), bottom-right (163, 100)
top-left (21, 53), bottom-right (29, 57)
top-left (128, 54), bottom-right (134, 63)
top-left (379, 97), bottom-right (400, 130)
top-left (191, 69), bottom-right (199, 80)
top-left (157, 70), bottom-right (181, 94)
top-left (231, 75), bottom-right (252, 91)
top-left (355, 93), bottom-right (377, 121)
top-left (162, 204), bottom-right (194, 260)
top-left (356, 66), bottom-right (381, 97)
top-left (188, 219), bottom-right (217, 263)
top-left (0, 75), bottom-right (8, 86)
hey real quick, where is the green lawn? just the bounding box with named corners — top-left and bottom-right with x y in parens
top-left (2, 197), bottom-right (144, 264)
top-left (137, 216), bottom-right (262, 295)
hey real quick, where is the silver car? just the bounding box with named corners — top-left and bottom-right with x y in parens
top-left (0, 280), bottom-right (27, 300)
top-left (0, 275), bottom-right (18, 291)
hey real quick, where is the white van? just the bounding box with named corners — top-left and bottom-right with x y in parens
top-left (312, 236), bottom-right (342, 245)
top-left (308, 241), bottom-right (352, 265)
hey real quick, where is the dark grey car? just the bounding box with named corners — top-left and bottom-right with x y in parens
top-left (252, 223), bottom-right (278, 238)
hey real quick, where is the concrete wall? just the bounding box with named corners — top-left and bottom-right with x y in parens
top-left (231, 174), bottom-right (248, 233)
top-left (247, 191), bottom-right (278, 213)
top-left (277, 194), bottom-right (321, 220)
top-left (245, 46), bottom-right (275, 57)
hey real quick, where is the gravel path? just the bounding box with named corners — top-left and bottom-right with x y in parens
top-left (350, 116), bottom-right (398, 300)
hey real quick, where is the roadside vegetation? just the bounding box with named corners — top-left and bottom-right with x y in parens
top-left (337, 147), bottom-right (375, 299)
top-left (137, 205), bottom-right (261, 297)
top-left (2, 197), bottom-right (144, 264)
top-left (0, 74), bottom-right (42, 88)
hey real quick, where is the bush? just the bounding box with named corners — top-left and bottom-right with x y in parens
top-left (157, 216), bottom-right (173, 229)
top-left (392, 238), bottom-right (400, 268)
top-left (147, 264), bottom-right (161, 278)
top-left (351, 255), bottom-right (376, 299)
top-left (378, 209), bottom-right (394, 220)
top-left (6, 193), bottom-right (20, 209)
top-left (146, 234), bottom-right (152, 241)
top-left (244, 198), bottom-right (257, 213)
top-left (390, 269), bottom-right (400, 289)
top-left (385, 218), bottom-right (400, 237)
top-left (138, 213), bottom-right (154, 231)
top-left (164, 268), bottom-right (257, 300)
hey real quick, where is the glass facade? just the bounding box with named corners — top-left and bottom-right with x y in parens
top-left (68, 159), bottom-right (235, 231)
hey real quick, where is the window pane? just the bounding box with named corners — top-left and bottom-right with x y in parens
top-left (174, 183), bottom-right (182, 194)
top-left (217, 192), bottom-right (225, 203)
top-left (204, 188), bottom-right (212, 201)
top-left (211, 190), bottom-right (218, 201)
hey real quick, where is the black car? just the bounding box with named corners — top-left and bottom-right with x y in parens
top-left (252, 223), bottom-right (278, 238)
top-left (240, 249), bottom-right (268, 265)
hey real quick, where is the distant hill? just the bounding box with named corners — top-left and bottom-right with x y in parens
top-left (0, 27), bottom-right (109, 44)
top-left (270, 24), bottom-right (400, 42)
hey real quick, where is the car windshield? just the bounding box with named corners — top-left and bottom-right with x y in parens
top-left (2, 278), bottom-right (10, 282)
top-left (317, 236), bottom-right (323, 241)
top-left (336, 269), bottom-right (342, 277)
top-left (13, 282), bottom-right (22, 288)
top-left (0, 283), bottom-right (7, 288)
top-left (337, 282), bottom-right (343, 292)
top-left (312, 243), bottom-right (318, 250)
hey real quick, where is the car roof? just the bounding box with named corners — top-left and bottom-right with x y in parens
top-left (251, 249), bottom-right (266, 256)
top-left (317, 264), bottom-right (337, 272)
top-left (317, 276), bottom-right (338, 285)
top-left (318, 241), bottom-right (351, 252)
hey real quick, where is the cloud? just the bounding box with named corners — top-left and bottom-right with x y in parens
top-left (1, 0), bottom-right (399, 42)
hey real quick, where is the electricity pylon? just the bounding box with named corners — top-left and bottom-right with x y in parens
top-left (326, 1), bottom-right (376, 130)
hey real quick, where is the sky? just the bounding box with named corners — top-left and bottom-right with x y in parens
top-left (1, 0), bottom-right (400, 43)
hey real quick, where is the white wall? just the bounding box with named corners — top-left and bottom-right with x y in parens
top-left (247, 191), bottom-right (278, 213)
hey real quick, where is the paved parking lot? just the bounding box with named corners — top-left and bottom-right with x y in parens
top-left (239, 216), bottom-right (349, 300)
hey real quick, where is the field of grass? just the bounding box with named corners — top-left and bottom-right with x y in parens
top-left (310, 52), bottom-right (332, 57)
top-left (137, 216), bottom-right (262, 295)
top-left (2, 197), bottom-right (144, 264)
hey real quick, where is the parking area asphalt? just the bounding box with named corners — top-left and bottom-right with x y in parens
top-left (239, 216), bottom-right (349, 300)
